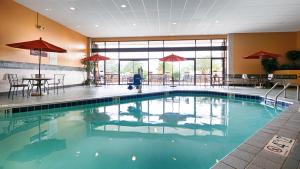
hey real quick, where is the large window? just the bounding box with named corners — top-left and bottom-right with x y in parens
top-left (92, 39), bottom-right (226, 86)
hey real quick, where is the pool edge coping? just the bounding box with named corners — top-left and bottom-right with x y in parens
top-left (0, 89), bottom-right (293, 113)
top-left (211, 102), bottom-right (300, 169)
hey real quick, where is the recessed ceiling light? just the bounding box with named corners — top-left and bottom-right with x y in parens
top-left (121, 4), bottom-right (127, 8)
top-left (172, 22), bottom-right (177, 25)
top-left (215, 20), bottom-right (219, 24)
top-left (75, 25), bottom-right (80, 28)
top-left (45, 8), bottom-right (51, 11)
top-left (70, 7), bottom-right (76, 11)
top-left (132, 23), bottom-right (136, 26)
top-left (95, 24), bottom-right (99, 27)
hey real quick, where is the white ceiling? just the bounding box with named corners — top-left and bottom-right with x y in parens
top-left (16, 0), bottom-right (300, 38)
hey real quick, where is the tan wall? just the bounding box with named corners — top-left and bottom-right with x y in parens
top-left (0, 0), bottom-right (87, 67)
top-left (231, 32), bottom-right (297, 74)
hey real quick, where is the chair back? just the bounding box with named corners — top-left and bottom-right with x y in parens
top-left (31, 74), bottom-right (45, 84)
top-left (242, 74), bottom-right (248, 79)
top-left (268, 74), bottom-right (274, 80)
top-left (54, 74), bottom-right (65, 85)
top-left (183, 74), bottom-right (190, 81)
top-left (7, 74), bottom-right (18, 85)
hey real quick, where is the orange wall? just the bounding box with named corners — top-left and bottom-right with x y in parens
top-left (0, 0), bottom-right (87, 67)
top-left (231, 32), bottom-right (297, 74)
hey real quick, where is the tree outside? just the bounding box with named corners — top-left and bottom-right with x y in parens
top-left (196, 59), bottom-right (211, 74)
top-left (106, 60), bottom-right (118, 73)
top-left (120, 61), bottom-right (148, 80)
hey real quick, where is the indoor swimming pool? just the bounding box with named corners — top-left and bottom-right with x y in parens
top-left (0, 93), bottom-right (286, 169)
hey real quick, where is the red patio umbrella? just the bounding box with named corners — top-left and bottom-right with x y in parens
top-left (81, 54), bottom-right (110, 84)
top-left (244, 51), bottom-right (280, 59)
top-left (159, 54), bottom-right (187, 87)
top-left (244, 51), bottom-right (281, 88)
top-left (81, 54), bottom-right (110, 62)
top-left (244, 50), bottom-right (281, 73)
top-left (6, 37), bottom-right (67, 95)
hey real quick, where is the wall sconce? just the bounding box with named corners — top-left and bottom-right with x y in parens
top-left (36, 12), bottom-right (45, 31)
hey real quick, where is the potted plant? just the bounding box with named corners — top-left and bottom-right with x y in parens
top-left (81, 60), bottom-right (94, 85)
top-left (277, 50), bottom-right (300, 70)
top-left (286, 50), bottom-right (300, 68)
top-left (261, 58), bottom-right (279, 73)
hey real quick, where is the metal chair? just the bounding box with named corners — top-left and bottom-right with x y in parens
top-left (163, 73), bottom-right (171, 85)
top-left (7, 74), bottom-right (29, 99)
top-left (242, 74), bottom-right (249, 86)
top-left (182, 73), bottom-right (193, 85)
top-left (48, 74), bottom-right (65, 93)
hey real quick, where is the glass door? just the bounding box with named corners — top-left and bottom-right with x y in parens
top-left (180, 59), bottom-right (195, 85)
top-left (119, 59), bottom-right (148, 85)
top-left (196, 59), bottom-right (211, 86)
top-left (105, 60), bottom-right (119, 84)
top-left (211, 59), bottom-right (224, 86)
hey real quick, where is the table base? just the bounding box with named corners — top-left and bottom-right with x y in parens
top-left (31, 92), bottom-right (48, 96)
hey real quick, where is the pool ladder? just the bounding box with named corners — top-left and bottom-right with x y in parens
top-left (264, 82), bottom-right (294, 106)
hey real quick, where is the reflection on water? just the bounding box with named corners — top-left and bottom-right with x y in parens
top-left (0, 95), bottom-right (280, 169)
top-left (7, 139), bottom-right (66, 162)
top-left (87, 96), bottom-right (229, 137)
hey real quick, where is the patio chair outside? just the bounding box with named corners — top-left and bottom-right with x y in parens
top-left (163, 73), bottom-right (171, 85)
top-left (182, 73), bottom-right (193, 85)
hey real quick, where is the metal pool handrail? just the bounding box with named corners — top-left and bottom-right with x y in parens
top-left (264, 82), bottom-right (279, 103)
top-left (274, 83), bottom-right (291, 106)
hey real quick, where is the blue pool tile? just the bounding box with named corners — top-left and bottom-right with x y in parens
top-left (49, 104), bottom-right (55, 109)
top-left (19, 107), bottom-right (28, 112)
top-left (54, 104), bottom-right (61, 108)
top-left (28, 106), bottom-right (35, 111)
top-left (42, 105), bottom-right (48, 110)
top-left (61, 103), bottom-right (67, 107)
top-left (8, 90), bottom-right (293, 113)
top-left (34, 106), bottom-right (41, 111)
top-left (12, 108), bottom-right (19, 113)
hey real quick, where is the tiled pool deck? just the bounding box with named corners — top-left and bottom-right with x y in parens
top-left (0, 85), bottom-right (299, 169)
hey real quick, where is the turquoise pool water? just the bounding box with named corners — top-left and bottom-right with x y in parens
top-left (0, 94), bottom-right (282, 169)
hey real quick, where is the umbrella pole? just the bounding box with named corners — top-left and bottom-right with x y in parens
top-left (259, 56), bottom-right (263, 88)
top-left (94, 62), bottom-right (96, 84)
top-left (260, 60), bottom-right (263, 88)
top-left (39, 49), bottom-right (42, 96)
top-left (171, 61), bottom-right (175, 87)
